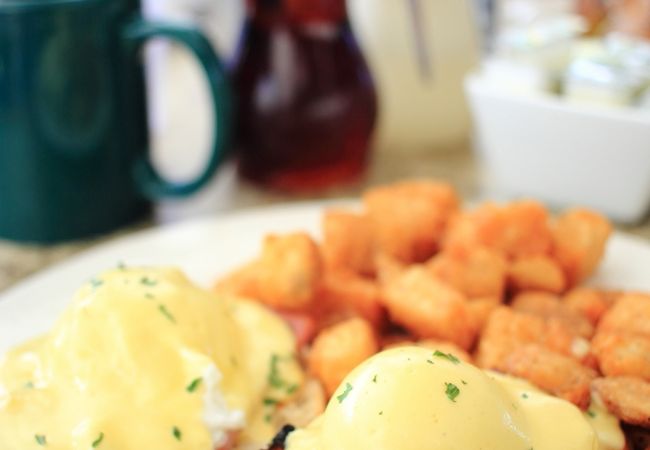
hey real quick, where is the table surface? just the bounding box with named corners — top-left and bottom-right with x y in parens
top-left (2, 48), bottom-right (650, 293)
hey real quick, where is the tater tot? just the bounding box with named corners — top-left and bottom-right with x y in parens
top-left (363, 180), bottom-right (459, 263)
top-left (308, 317), bottom-right (379, 396)
top-left (598, 294), bottom-right (650, 339)
top-left (477, 306), bottom-right (590, 367)
top-left (256, 233), bottom-right (323, 311)
top-left (551, 209), bottom-right (612, 286)
top-left (508, 255), bottom-right (566, 294)
top-left (592, 333), bottom-right (650, 381)
top-left (374, 252), bottom-right (407, 285)
top-left (593, 377), bottom-right (650, 428)
top-left (213, 261), bottom-right (262, 298)
top-left (563, 288), bottom-right (612, 326)
top-left (427, 246), bottom-right (507, 298)
top-left (322, 209), bottom-right (375, 276)
top-left (466, 296), bottom-right (501, 332)
top-left (381, 267), bottom-right (476, 350)
top-left (477, 307), bottom-right (546, 369)
top-left (498, 344), bottom-right (596, 409)
top-left (316, 270), bottom-right (385, 329)
top-left (511, 291), bottom-right (594, 338)
top-left (443, 201), bottom-right (553, 259)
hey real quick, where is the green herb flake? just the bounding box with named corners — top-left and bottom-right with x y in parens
top-left (336, 383), bottom-right (353, 404)
top-left (158, 304), bottom-right (176, 323)
top-left (117, 261), bottom-right (126, 270)
top-left (141, 277), bottom-right (157, 287)
top-left (186, 377), bottom-right (202, 393)
top-left (286, 383), bottom-right (299, 395)
top-left (35, 435), bottom-right (47, 446)
top-left (172, 427), bottom-right (182, 441)
top-left (461, 380), bottom-right (468, 385)
top-left (263, 398), bottom-right (279, 406)
top-left (90, 278), bottom-right (103, 289)
top-left (426, 359), bottom-right (434, 364)
top-left (264, 414), bottom-right (272, 423)
top-left (379, 411), bottom-right (383, 415)
top-left (268, 354), bottom-right (284, 389)
top-left (372, 374), bottom-right (378, 383)
top-left (445, 382), bottom-right (460, 402)
top-left (92, 432), bottom-right (104, 448)
top-left (434, 350), bottom-right (460, 364)
top-left (587, 410), bottom-right (597, 418)
top-left (24, 381), bottom-right (35, 389)
top-left (521, 393), bottom-right (529, 399)
top-left (145, 293), bottom-right (155, 300)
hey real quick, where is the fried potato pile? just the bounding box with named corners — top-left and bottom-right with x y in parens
top-left (214, 180), bottom-right (650, 442)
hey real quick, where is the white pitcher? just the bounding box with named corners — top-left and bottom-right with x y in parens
top-left (348, 0), bottom-right (481, 154)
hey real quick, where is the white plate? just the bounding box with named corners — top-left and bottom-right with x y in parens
top-left (1, 202), bottom-right (650, 356)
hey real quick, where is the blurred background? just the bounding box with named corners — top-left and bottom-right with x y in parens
top-left (2, 0), bottom-right (650, 289)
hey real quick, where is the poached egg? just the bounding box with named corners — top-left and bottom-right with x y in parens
top-left (0, 268), bottom-right (303, 449)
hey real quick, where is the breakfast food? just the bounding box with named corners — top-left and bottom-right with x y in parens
top-left (0, 268), bottom-right (306, 450)
top-left (213, 179), bottom-right (650, 449)
top-left (283, 347), bottom-right (624, 450)
top-left (1, 178), bottom-right (649, 449)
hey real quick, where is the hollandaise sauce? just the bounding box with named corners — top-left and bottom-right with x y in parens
top-left (0, 268), bottom-right (303, 450)
top-left (286, 347), bottom-right (624, 450)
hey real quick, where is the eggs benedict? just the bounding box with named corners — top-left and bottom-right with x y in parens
top-left (0, 267), bottom-right (304, 450)
top-left (285, 346), bottom-right (624, 450)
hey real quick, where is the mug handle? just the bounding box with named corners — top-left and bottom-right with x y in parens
top-left (122, 19), bottom-right (232, 198)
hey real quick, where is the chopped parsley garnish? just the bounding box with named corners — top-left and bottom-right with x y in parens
top-left (336, 383), bottom-right (353, 404)
top-left (24, 381), bottom-right (35, 389)
top-left (434, 350), bottom-right (460, 364)
top-left (92, 432), bottom-right (104, 448)
top-left (372, 374), bottom-right (378, 383)
top-left (172, 426), bottom-right (182, 441)
top-left (158, 304), bottom-right (176, 323)
top-left (587, 410), bottom-right (596, 418)
top-left (461, 380), bottom-right (468, 385)
top-left (267, 354), bottom-right (298, 394)
top-left (445, 382), bottom-right (460, 402)
top-left (35, 434), bottom-right (46, 446)
top-left (264, 413), bottom-right (272, 423)
top-left (521, 393), bottom-right (529, 399)
top-left (145, 293), bottom-right (154, 299)
top-left (268, 354), bottom-right (284, 388)
top-left (379, 411), bottom-right (383, 415)
top-left (426, 359), bottom-right (434, 364)
top-left (264, 398), bottom-right (279, 406)
top-left (186, 377), bottom-right (202, 393)
top-left (90, 278), bottom-right (103, 289)
top-left (141, 277), bottom-right (157, 287)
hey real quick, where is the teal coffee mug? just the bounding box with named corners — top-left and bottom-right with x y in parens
top-left (0, 0), bottom-right (232, 243)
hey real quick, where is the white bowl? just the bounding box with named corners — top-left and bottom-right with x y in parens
top-left (465, 75), bottom-right (650, 223)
